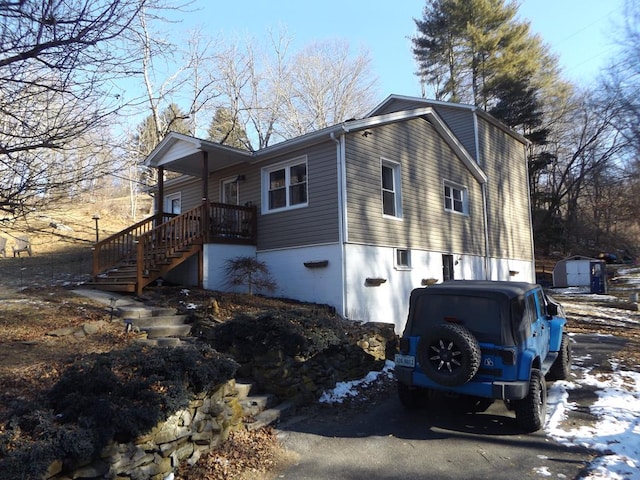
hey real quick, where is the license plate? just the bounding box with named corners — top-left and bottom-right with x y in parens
top-left (394, 354), bottom-right (415, 368)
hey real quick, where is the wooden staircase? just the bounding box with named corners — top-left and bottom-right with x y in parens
top-left (91, 202), bottom-right (257, 295)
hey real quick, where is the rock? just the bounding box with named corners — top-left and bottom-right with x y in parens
top-left (47, 326), bottom-right (77, 337)
top-left (83, 323), bottom-right (99, 335)
top-left (71, 460), bottom-right (109, 479)
top-left (44, 459), bottom-right (63, 479)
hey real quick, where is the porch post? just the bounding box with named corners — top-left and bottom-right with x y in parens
top-left (202, 151), bottom-right (210, 241)
top-left (157, 166), bottom-right (165, 222)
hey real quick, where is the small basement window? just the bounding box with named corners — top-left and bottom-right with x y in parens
top-left (395, 248), bottom-right (411, 270)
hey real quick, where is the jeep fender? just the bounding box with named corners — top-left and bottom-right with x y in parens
top-left (517, 350), bottom-right (540, 381)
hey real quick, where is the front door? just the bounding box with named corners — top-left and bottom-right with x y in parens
top-left (221, 177), bottom-right (240, 205)
top-left (164, 193), bottom-right (181, 214)
top-left (442, 254), bottom-right (454, 281)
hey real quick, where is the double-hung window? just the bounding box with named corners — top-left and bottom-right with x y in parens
top-left (381, 159), bottom-right (402, 218)
top-left (262, 157), bottom-right (308, 213)
top-left (443, 181), bottom-right (468, 215)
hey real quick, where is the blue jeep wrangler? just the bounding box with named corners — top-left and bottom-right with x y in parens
top-left (394, 280), bottom-right (570, 432)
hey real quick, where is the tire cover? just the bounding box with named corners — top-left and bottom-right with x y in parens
top-left (417, 323), bottom-right (481, 387)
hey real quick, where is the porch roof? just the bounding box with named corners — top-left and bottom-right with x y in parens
top-left (145, 132), bottom-right (253, 177)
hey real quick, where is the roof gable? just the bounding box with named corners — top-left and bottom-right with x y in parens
top-left (368, 94), bottom-right (529, 146)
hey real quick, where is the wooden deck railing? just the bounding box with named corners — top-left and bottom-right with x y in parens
top-left (92, 212), bottom-right (175, 277)
top-left (208, 202), bottom-right (257, 244)
top-left (92, 202), bottom-right (257, 292)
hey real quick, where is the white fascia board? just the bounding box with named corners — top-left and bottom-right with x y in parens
top-left (423, 111), bottom-right (488, 184)
top-left (144, 132), bottom-right (202, 167)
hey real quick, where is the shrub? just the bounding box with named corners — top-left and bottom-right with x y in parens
top-left (207, 309), bottom-right (346, 361)
top-left (0, 343), bottom-right (238, 479)
top-left (224, 256), bottom-right (276, 294)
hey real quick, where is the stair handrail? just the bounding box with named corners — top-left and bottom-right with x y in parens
top-left (135, 204), bottom-right (207, 292)
top-left (92, 213), bottom-right (175, 277)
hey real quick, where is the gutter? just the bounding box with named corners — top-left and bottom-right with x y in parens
top-left (330, 131), bottom-right (349, 320)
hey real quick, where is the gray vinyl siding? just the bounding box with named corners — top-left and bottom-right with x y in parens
top-left (163, 144), bottom-right (340, 251)
top-left (345, 118), bottom-right (485, 255)
top-left (477, 118), bottom-right (533, 261)
top-left (164, 177), bottom-right (201, 211)
top-left (255, 142), bottom-right (340, 251)
top-left (429, 105), bottom-right (478, 160)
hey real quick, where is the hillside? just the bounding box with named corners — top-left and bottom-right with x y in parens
top-left (0, 195), bottom-right (153, 287)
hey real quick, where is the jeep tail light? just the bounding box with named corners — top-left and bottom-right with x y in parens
top-left (399, 337), bottom-right (410, 354)
top-left (444, 316), bottom-right (460, 324)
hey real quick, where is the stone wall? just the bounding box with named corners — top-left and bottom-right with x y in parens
top-left (47, 380), bottom-right (244, 480)
top-left (236, 322), bottom-right (397, 405)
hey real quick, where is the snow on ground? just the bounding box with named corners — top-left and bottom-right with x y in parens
top-left (546, 356), bottom-right (640, 480)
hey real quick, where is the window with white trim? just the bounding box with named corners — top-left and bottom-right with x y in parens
top-left (381, 159), bottom-right (402, 218)
top-left (443, 181), bottom-right (468, 214)
top-left (262, 157), bottom-right (308, 213)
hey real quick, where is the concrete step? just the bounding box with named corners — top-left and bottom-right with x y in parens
top-left (118, 306), bottom-right (154, 318)
top-left (240, 394), bottom-right (278, 417)
top-left (141, 324), bottom-right (192, 339)
top-left (244, 401), bottom-right (296, 431)
top-left (129, 315), bottom-right (189, 328)
top-left (135, 337), bottom-right (183, 347)
top-left (235, 380), bottom-right (256, 400)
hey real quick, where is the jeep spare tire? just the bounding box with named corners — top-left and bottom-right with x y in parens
top-left (417, 323), bottom-right (481, 386)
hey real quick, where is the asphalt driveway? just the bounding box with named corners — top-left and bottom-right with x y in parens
top-left (274, 333), bottom-right (624, 480)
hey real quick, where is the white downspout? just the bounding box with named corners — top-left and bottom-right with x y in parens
top-left (473, 110), bottom-right (491, 280)
top-left (330, 131), bottom-right (349, 319)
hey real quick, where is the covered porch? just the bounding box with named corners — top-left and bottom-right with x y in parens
top-left (91, 133), bottom-right (256, 295)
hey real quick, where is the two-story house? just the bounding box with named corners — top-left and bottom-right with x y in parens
top-left (92, 95), bottom-right (534, 332)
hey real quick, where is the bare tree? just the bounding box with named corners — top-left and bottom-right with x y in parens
top-left (532, 90), bottom-right (629, 254)
top-left (0, 0), bottom-right (168, 221)
top-left (211, 31), bottom-right (379, 149)
top-left (280, 39), bottom-right (378, 138)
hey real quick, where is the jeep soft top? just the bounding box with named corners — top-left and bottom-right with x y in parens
top-left (404, 280), bottom-right (543, 346)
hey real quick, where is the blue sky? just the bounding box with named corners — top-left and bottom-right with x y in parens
top-left (177, 0), bottom-right (623, 98)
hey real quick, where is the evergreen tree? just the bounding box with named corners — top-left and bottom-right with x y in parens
top-left (412, 0), bottom-right (558, 112)
top-left (206, 107), bottom-right (250, 150)
top-left (133, 103), bottom-right (191, 158)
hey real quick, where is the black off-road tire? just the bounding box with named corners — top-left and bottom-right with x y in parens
top-left (546, 334), bottom-right (571, 381)
top-left (417, 323), bottom-right (481, 387)
top-left (397, 382), bottom-right (428, 409)
top-left (515, 369), bottom-right (547, 432)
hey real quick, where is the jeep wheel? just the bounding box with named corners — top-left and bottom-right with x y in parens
top-left (546, 334), bottom-right (571, 381)
top-left (417, 323), bottom-right (481, 387)
top-left (515, 369), bottom-right (547, 432)
top-left (397, 382), bottom-right (428, 409)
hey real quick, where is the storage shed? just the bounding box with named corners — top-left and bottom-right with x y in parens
top-left (552, 256), bottom-right (607, 293)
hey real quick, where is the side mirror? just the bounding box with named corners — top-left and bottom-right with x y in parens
top-left (547, 302), bottom-right (558, 316)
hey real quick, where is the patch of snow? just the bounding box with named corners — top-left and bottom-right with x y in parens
top-left (318, 360), bottom-right (394, 404)
top-left (547, 366), bottom-right (640, 479)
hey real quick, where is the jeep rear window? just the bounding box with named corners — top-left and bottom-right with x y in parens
top-left (411, 294), bottom-right (504, 343)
